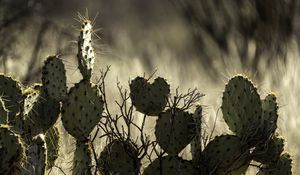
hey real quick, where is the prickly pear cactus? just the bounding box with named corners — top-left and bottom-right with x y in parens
top-left (19, 88), bottom-right (60, 136)
top-left (202, 134), bottom-right (250, 175)
top-left (77, 20), bottom-right (95, 80)
top-left (61, 80), bottom-right (104, 141)
top-left (191, 105), bottom-right (202, 163)
top-left (73, 141), bottom-right (92, 175)
top-left (155, 108), bottom-right (196, 155)
top-left (221, 75), bottom-right (262, 141)
top-left (143, 156), bottom-right (198, 175)
top-left (260, 93), bottom-right (278, 140)
top-left (42, 55), bottom-right (67, 101)
top-left (22, 134), bottom-right (47, 175)
top-left (0, 125), bottom-right (25, 174)
top-left (253, 134), bottom-right (284, 164)
top-left (45, 126), bottom-right (60, 170)
top-left (0, 74), bottom-right (23, 121)
top-left (130, 76), bottom-right (170, 116)
top-left (98, 140), bottom-right (140, 175)
top-left (0, 98), bottom-right (8, 124)
top-left (258, 153), bottom-right (292, 175)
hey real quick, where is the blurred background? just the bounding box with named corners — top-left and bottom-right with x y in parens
top-left (1, 0), bottom-right (300, 174)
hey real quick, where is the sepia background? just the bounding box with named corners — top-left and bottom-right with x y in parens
top-left (1, 0), bottom-right (300, 174)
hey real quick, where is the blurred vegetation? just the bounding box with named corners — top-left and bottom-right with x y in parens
top-left (1, 0), bottom-right (299, 80)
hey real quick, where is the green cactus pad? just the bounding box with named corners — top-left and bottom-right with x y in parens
top-left (257, 153), bottom-right (292, 175)
top-left (202, 134), bottom-right (250, 174)
top-left (61, 80), bottom-right (104, 141)
top-left (130, 76), bottom-right (170, 116)
top-left (0, 98), bottom-right (8, 124)
top-left (98, 140), bottom-right (140, 175)
top-left (260, 94), bottom-right (278, 140)
top-left (11, 85), bottom-right (60, 136)
top-left (0, 125), bottom-right (25, 174)
top-left (23, 135), bottom-right (47, 175)
top-left (221, 75), bottom-right (262, 138)
top-left (253, 134), bottom-right (284, 164)
top-left (73, 141), bottom-right (92, 175)
top-left (45, 126), bottom-right (60, 170)
top-left (155, 108), bottom-right (196, 155)
top-left (25, 91), bottom-right (60, 136)
top-left (0, 74), bottom-right (23, 121)
top-left (77, 20), bottom-right (95, 79)
top-left (143, 156), bottom-right (198, 175)
top-left (42, 55), bottom-right (67, 101)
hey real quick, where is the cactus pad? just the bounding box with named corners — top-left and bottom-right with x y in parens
top-left (155, 108), bottom-right (196, 155)
top-left (77, 20), bottom-right (95, 79)
top-left (0, 125), bottom-right (25, 174)
top-left (202, 134), bottom-right (250, 174)
top-left (0, 74), bottom-right (23, 121)
top-left (23, 135), bottom-right (47, 175)
top-left (45, 126), bottom-right (60, 170)
top-left (10, 84), bottom-right (60, 137)
top-left (99, 140), bottom-right (140, 175)
top-left (22, 89), bottom-right (60, 136)
top-left (253, 134), bottom-right (284, 164)
top-left (130, 76), bottom-right (170, 116)
top-left (143, 156), bottom-right (198, 175)
top-left (42, 55), bottom-right (67, 101)
top-left (61, 80), bottom-right (104, 141)
top-left (221, 75), bottom-right (262, 138)
top-left (258, 153), bottom-right (292, 175)
top-left (260, 94), bottom-right (278, 140)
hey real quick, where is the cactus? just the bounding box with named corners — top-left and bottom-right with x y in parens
top-left (155, 108), bottom-right (196, 155)
top-left (77, 19), bottom-right (95, 80)
top-left (0, 74), bottom-right (23, 121)
top-left (143, 156), bottom-right (198, 175)
top-left (45, 126), bottom-right (60, 170)
top-left (191, 105), bottom-right (203, 163)
top-left (73, 141), bottom-right (92, 175)
top-left (221, 75), bottom-right (262, 141)
top-left (98, 140), bottom-right (140, 175)
top-left (42, 55), bottom-right (67, 101)
top-left (252, 133), bottom-right (284, 164)
top-left (0, 125), bottom-right (26, 174)
top-left (11, 85), bottom-right (60, 137)
top-left (201, 134), bottom-right (250, 175)
top-left (0, 13), bottom-right (295, 175)
top-left (61, 80), bottom-right (104, 141)
top-left (258, 153), bottom-right (292, 175)
top-left (22, 134), bottom-right (47, 175)
top-left (130, 76), bottom-right (170, 116)
top-left (259, 93), bottom-right (278, 140)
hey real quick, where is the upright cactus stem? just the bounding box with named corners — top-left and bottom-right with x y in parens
top-left (77, 19), bottom-right (95, 80)
top-left (73, 141), bottom-right (92, 175)
top-left (191, 105), bottom-right (202, 163)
